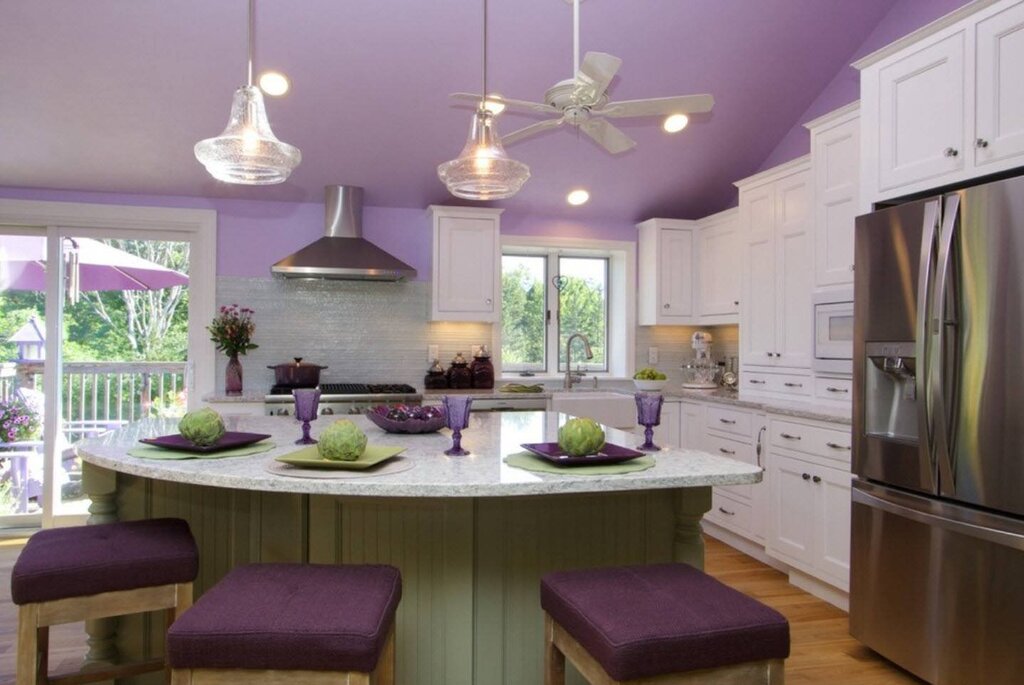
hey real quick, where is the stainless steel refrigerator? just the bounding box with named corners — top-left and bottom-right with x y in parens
top-left (851, 174), bottom-right (1024, 685)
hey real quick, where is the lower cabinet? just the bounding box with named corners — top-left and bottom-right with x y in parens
top-left (766, 446), bottom-right (851, 591)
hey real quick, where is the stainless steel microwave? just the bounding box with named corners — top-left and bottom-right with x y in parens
top-left (813, 287), bottom-right (854, 374)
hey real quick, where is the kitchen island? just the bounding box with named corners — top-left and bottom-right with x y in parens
top-left (79, 411), bottom-right (761, 685)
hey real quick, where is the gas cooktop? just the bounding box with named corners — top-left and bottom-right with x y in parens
top-left (267, 383), bottom-right (419, 398)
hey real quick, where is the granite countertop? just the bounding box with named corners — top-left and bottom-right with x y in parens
top-left (659, 388), bottom-right (851, 425)
top-left (77, 412), bottom-right (761, 498)
top-left (203, 392), bottom-right (267, 403)
top-left (423, 387), bottom-right (554, 400)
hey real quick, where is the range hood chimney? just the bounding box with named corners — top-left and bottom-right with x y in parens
top-left (271, 185), bottom-right (417, 281)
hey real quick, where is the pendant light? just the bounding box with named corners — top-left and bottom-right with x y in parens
top-left (194, 0), bottom-right (301, 185)
top-left (438, 0), bottom-right (529, 200)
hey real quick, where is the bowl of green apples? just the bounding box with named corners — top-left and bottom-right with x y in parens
top-left (633, 367), bottom-right (668, 391)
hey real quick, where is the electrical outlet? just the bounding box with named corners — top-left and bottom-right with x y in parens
top-left (428, 344), bottom-right (439, 362)
top-left (648, 347), bottom-right (659, 365)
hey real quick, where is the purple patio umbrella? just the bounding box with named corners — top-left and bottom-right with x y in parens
top-left (0, 236), bottom-right (188, 301)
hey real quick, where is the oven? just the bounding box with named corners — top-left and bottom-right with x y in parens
top-left (813, 288), bottom-right (854, 374)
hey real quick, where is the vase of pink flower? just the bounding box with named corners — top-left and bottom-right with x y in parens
top-left (0, 396), bottom-right (41, 443)
top-left (207, 305), bottom-right (258, 396)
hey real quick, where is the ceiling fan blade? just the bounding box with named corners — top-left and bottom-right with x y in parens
top-left (574, 52), bottom-right (622, 104)
top-left (595, 94), bottom-right (715, 119)
top-left (579, 118), bottom-right (636, 154)
top-left (502, 118), bottom-right (564, 146)
top-left (449, 93), bottom-right (558, 115)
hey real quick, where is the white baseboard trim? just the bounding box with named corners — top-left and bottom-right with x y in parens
top-left (788, 569), bottom-right (849, 611)
top-left (702, 522), bottom-right (785, 571)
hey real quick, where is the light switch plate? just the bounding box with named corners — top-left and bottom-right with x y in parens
top-left (648, 347), bottom-right (659, 365)
top-left (428, 344), bottom-right (439, 362)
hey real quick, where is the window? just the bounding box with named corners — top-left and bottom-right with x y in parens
top-left (501, 252), bottom-right (610, 375)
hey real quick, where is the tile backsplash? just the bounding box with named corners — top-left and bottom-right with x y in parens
top-left (634, 325), bottom-right (739, 385)
top-left (217, 277), bottom-right (491, 391)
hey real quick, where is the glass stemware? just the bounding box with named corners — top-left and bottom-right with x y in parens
top-left (635, 392), bottom-right (664, 452)
top-left (442, 395), bottom-right (473, 456)
top-left (293, 388), bottom-right (321, 445)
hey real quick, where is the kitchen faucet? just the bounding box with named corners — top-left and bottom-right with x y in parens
top-left (564, 333), bottom-right (594, 390)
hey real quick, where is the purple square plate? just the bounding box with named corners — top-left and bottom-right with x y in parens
top-left (139, 431), bottom-right (272, 454)
top-left (520, 442), bottom-right (645, 466)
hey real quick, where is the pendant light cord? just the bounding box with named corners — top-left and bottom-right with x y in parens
top-left (247, 0), bottom-right (255, 86)
top-left (481, 0), bottom-right (488, 108)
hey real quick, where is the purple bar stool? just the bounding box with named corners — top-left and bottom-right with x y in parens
top-left (541, 563), bottom-right (790, 684)
top-left (168, 563), bottom-right (402, 685)
top-left (11, 518), bottom-right (198, 685)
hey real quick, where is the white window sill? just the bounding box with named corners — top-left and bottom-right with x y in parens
top-left (500, 374), bottom-right (632, 383)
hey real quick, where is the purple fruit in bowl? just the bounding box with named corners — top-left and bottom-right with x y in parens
top-left (386, 408), bottom-right (409, 422)
top-left (408, 406), bottom-right (427, 420)
top-left (422, 406), bottom-right (443, 420)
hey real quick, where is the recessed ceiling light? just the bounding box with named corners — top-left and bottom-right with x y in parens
top-left (258, 71), bottom-right (290, 96)
top-left (663, 113), bottom-right (689, 133)
top-left (567, 189), bottom-right (590, 206)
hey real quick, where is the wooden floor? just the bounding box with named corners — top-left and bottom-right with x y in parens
top-left (0, 532), bottom-right (921, 685)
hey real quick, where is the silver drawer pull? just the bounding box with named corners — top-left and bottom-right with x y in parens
top-left (780, 432), bottom-right (801, 440)
top-left (826, 442), bottom-right (851, 451)
top-left (719, 447), bottom-right (736, 455)
top-left (718, 418), bottom-right (736, 425)
top-left (749, 379), bottom-right (766, 385)
top-left (784, 382), bottom-right (803, 388)
top-left (718, 507), bottom-right (736, 516)
top-left (826, 386), bottom-right (849, 394)
top-left (812, 475), bottom-right (822, 484)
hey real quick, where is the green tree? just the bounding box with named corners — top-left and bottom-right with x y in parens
top-left (501, 265), bottom-right (545, 367)
top-left (558, 276), bottom-right (606, 368)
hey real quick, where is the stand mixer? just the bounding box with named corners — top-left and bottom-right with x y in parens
top-left (681, 331), bottom-right (720, 389)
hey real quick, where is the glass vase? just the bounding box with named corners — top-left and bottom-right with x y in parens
top-left (225, 354), bottom-right (243, 396)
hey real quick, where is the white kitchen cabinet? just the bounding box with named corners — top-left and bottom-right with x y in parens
top-left (766, 416), bottom-right (852, 590)
top-left (429, 206), bottom-right (502, 322)
top-left (736, 158), bottom-right (813, 372)
top-left (807, 104), bottom-right (860, 287)
top-left (678, 400), bottom-right (704, 449)
top-left (857, 0), bottom-right (1024, 206)
top-left (637, 219), bottom-right (696, 325)
top-left (695, 208), bottom-right (740, 323)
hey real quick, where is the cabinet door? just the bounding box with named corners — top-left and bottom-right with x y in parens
top-left (678, 401), bottom-right (705, 449)
top-left (813, 117), bottom-right (859, 287)
top-left (698, 219), bottom-right (740, 318)
top-left (974, 2), bottom-right (1024, 170)
top-left (877, 31), bottom-right (966, 191)
top-left (815, 464), bottom-right (851, 589)
top-left (434, 215), bottom-right (498, 320)
top-left (659, 228), bottom-right (695, 320)
top-left (741, 230), bottom-right (777, 364)
top-left (767, 453), bottom-right (816, 569)
top-left (774, 172), bottom-right (813, 369)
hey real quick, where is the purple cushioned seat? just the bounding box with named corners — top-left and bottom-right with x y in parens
top-left (168, 563), bottom-right (402, 673)
top-left (541, 563), bottom-right (789, 681)
top-left (11, 518), bottom-right (198, 605)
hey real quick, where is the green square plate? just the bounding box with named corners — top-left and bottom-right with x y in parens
top-left (275, 444), bottom-right (406, 470)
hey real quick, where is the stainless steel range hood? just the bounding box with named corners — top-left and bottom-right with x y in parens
top-left (271, 185), bottom-right (417, 281)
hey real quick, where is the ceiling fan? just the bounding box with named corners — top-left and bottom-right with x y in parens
top-left (450, 0), bottom-right (714, 154)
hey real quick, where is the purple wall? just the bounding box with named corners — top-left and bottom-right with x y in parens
top-left (0, 186), bottom-right (635, 280)
top-left (758, 0), bottom-right (974, 171)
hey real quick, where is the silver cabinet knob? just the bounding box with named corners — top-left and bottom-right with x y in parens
top-left (975, 138), bottom-right (989, 149)
top-left (485, 298), bottom-right (492, 305)
top-left (663, 303), bottom-right (670, 309)
top-left (944, 147), bottom-right (959, 157)
top-left (766, 351), bottom-right (773, 357)
top-left (320, 407), bottom-right (334, 415)
top-left (812, 475), bottom-right (822, 484)
top-left (733, 300), bottom-right (740, 306)
top-left (802, 473), bottom-right (811, 480)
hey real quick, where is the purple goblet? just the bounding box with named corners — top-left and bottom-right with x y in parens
top-left (441, 395), bottom-right (473, 456)
top-left (635, 392), bottom-right (664, 451)
top-left (293, 388), bottom-right (321, 445)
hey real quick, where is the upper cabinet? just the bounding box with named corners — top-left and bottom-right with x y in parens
top-left (637, 219), bottom-right (696, 325)
top-left (736, 158), bottom-right (813, 370)
top-left (857, 0), bottom-right (1024, 206)
top-left (806, 104), bottom-right (860, 287)
top-left (696, 209), bottom-right (740, 324)
top-left (429, 206), bottom-right (502, 322)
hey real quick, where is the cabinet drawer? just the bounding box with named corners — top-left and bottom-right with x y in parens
top-left (703, 432), bottom-right (754, 499)
top-left (705, 406), bottom-right (752, 437)
top-left (770, 418), bottom-right (853, 465)
top-left (767, 373), bottom-right (811, 396)
top-left (709, 491), bottom-right (752, 534)
top-left (815, 377), bottom-right (852, 400)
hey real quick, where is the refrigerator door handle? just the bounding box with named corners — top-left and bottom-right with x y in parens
top-left (933, 194), bottom-right (961, 498)
top-left (916, 200), bottom-right (941, 482)
top-left (852, 482), bottom-right (1024, 552)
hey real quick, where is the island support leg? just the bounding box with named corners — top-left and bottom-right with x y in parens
top-left (81, 463), bottom-right (120, 671)
top-left (672, 487), bottom-right (712, 570)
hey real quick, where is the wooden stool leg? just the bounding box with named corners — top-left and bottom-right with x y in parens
top-left (544, 613), bottom-right (566, 685)
top-left (372, 624), bottom-right (396, 685)
top-left (165, 583), bottom-right (194, 685)
top-left (16, 604), bottom-right (39, 685)
top-left (35, 626), bottom-right (49, 685)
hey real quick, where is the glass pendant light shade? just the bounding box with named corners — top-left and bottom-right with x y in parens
top-left (194, 85), bottom-right (301, 185)
top-left (437, 109), bottom-right (530, 200)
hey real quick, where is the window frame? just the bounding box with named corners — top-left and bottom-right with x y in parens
top-left (500, 253), bottom-right (549, 373)
top-left (554, 254), bottom-right (610, 373)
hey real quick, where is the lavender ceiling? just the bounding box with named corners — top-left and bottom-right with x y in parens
top-left (0, 0), bottom-right (898, 221)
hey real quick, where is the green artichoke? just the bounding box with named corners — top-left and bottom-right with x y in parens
top-left (178, 408), bottom-right (226, 446)
top-left (558, 417), bottom-right (606, 457)
top-left (318, 419), bottom-right (368, 461)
